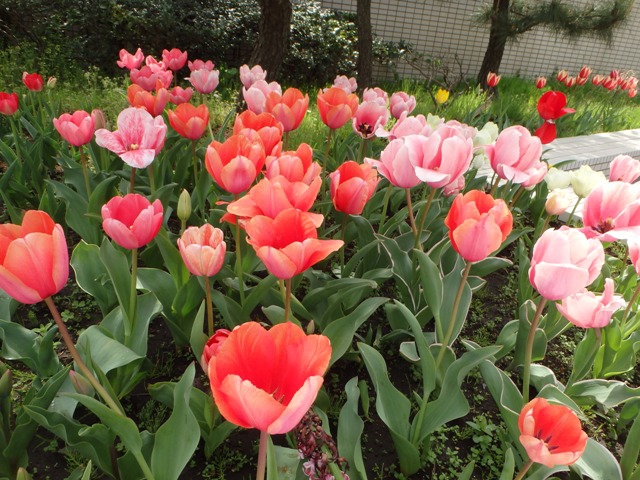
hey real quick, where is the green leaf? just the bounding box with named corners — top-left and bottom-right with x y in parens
top-left (572, 438), bottom-right (622, 480)
top-left (99, 238), bottom-right (132, 319)
top-left (498, 448), bottom-right (515, 480)
top-left (242, 275), bottom-right (278, 319)
top-left (151, 364), bottom-right (200, 480)
top-left (458, 461), bottom-right (475, 480)
top-left (0, 319), bottom-right (60, 378)
top-left (567, 328), bottom-right (599, 385)
top-left (415, 249), bottom-right (442, 324)
top-left (565, 379), bottom-right (640, 408)
top-left (77, 326), bottom-right (144, 374)
top-left (46, 180), bottom-right (100, 244)
top-left (621, 407), bottom-right (640, 479)
top-left (71, 241), bottom-right (118, 315)
top-left (337, 378), bottom-right (367, 480)
top-left (154, 230), bottom-right (189, 288)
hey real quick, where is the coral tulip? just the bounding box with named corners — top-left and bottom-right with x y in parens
top-left (233, 110), bottom-right (283, 156)
top-left (117, 48), bottom-right (144, 70)
top-left (581, 181), bottom-right (640, 242)
top-left (200, 328), bottom-right (230, 371)
top-left (316, 87), bottom-right (359, 130)
top-left (486, 125), bottom-right (546, 187)
top-left (332, 75), bottom-right (357, 94)
top-left (187, 68), bottom-right (220, 94)
top-left (444, 190), bottom-right (513, 262)
top-left (95, 107), bottom-right (167, 169)
top-left (188, 59), bottom-right (215, 72)
top-left (127, 83), bottom-right (170, 117)
top-left (168, 103), bottom-right (210, 140)
top-left (243, 80), bottom-right (282, 115)
top-left (0, 92), bottom-right (18, 115)
top-left (609, 154), bottom-right (640, 183)
top-left (162, 48), bottom-right (188, 71)
top-left (265, 143), bottom-right (320, 185)
top-left (529, 227), bottom-right (604, 301)
top-left (130, 66), bottom-right (173, 91)
top-left (265, 88), bottom-right (309, 132)
top-left (519, 398), bottom-right (587, 468)
top-left (205, 134), bottom-right (266, 194)
top-left (486, 72), bottom-right (501, 88)
top-left (207, 321), bottom-right (331, 434)
top-left (101, 194), bottom-right (163, 249)
top-left (389, 91), bottom-right (416, 119)
top-left (535, 76), bottom-right (547, 89)
top-left (239, 64), bottom-right (267, 89)
top-left (0, 210), bottom-right (69, 304)
top-left (178, 224), bottom-right (226, 277)
top-left (330, 161), bottom-right (379, 215)
top-left (557, 278), bottom-right (625, 329)
top-left (168, 86), bottom-right (194, 105)
top-left (22, 72), bottom-right (43, 92)
top-left (53, 110), bottom-right (96, 147)
top-left (245, 209), bottom-right (343, 280)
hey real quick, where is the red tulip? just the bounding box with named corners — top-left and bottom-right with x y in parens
top-left (535, 76), bottom-right (547, 89)
top-left (178, 224), bottom-right (226, 277)
top-left (529, 227), bottom-right (604, 301)
top-left (101, 194), bottom-right (163, 249)
top-left (578, 65), bottom-right (591, 79)
top-left (444, 190), bottom-right (513, 263)
top-left (117, 48), bottom-right (144, 70)
top-left (22, 72), bottom-right (43, 92)
top-left (205, 135), bottom-right (266, 194)
top-left (233, 110), bottom-right (283, 156)
top-left (564, 76), bottom-right (577, 87)
top-left (162, 48), bottom-right (188, 71)
top-left (602, 76), bottom-right (619, 90)
top-left (591, 74), bottom-right (605, 86)
top-left (127, 83), bottom-right (170, 117)
top-left (486, 72), bottom-right (501, 88)
top-left (535, 91), bottom-right (575, 144)
top-left (53, 110), bottom-right (96, 147)
top-left (265, 143), bottom-right (320, 185)
top-left (0, 210), bottom-right (69, 304)
top-left (630, 88), bottom-right (638, 98)
top-left (168, 103), bottom-right (210, 140)
top-left (556, 70), bottom-right (569, 83)
top-left (316, 87), bottom-right (359, 130)
top-left (265, 88), bottom-right (309, 132)
top-left (245, 209), bottom-right (343, 280)
top-left (330, 161), bottom-right (379, 215)
top-left (575, 76), bottom-right (588, 86)
top-left (518, 398), bottom-right (587, 467)
top-left (207, 321), bottom-right (331, 434)
top-left (0, 92), bottom-right (18, 116)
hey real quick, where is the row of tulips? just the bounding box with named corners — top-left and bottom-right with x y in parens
top-left (0, 46), bottom-right (638, 480)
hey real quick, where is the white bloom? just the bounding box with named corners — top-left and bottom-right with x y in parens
top-left (570, 165), bottom-right (607, 197)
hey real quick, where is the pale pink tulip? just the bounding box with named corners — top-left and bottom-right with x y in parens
top-left (365, 136), bottom-right (422, 188)
top-left (609, 154), bottom-right (640, 183)
top-left (243, 80), bottom-right (282, 114)
top-left (332, 75), bottom-right (357, 94)
top-left (557, 278), bottom-right (625, 328)
top-left (581, 181), bottom-right (640, 242)
top-left (53, 110), bottom-right (96, 147)
top-left (376, 112), bottom-right (433, 139)
top-left (188, 59), bottom-right (215, 72)
top-left (389, 92), bottom-right (416, 119)
top-left (486, 126), bottom-right (546, 187)
top-left (187, 68), bottom-right (220, 94)
top-left (178, 224), bottom-right (226, 277)
top-left (130, 66), bottom-right (173, 91)
top-left (239, 64), bottom-right (267, 89)
top-left (362, 87), bottom-right (388, 105)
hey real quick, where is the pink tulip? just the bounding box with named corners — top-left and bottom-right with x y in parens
top-left (330, 161), bottom-right (379, 215)
top-left (414, 125), bottom-right (474, 189)
top-left (389, 92), bottom-right (417, 119)
top-left (130, 66), bottom-right (173, 91)
top-left (352, 100), bottom-right (389, 139)
top-left (145, 56), bottom-right (166, 71)
top-left (557, 278), bottom-right (625, 329)
top-left (609, 154), bottom-right (640, 183)
top-left (265, 88), bottom-right (309, 132)
top-left (95, 107), bottom-right (167, 169)
top-left (365, 136), bottom-right (422, 188)
top-left (188, 68), bottom-right (220, 94)
top-left (200, 328), bottom-right (230, 371)
top-left (362, 87), bottom-right (388, 105)
top-left (162, 48), bottom-right (188, 71)
top-left (377, 112), bottom-right (433, 140)
top-left (204, 134), bottom-right (265, 194)
top-left (101, 194), bottom-right (163, 249)
top-left (53, 110), bottom-right (96, 147)
top-left (332, 75), bottom-right (357, 94)
top-left (529, 227), bottom-right (604, 301)
top-left (239, 64), bottom-right (267, 89)
top-left (581, 181), bottom-right (640, 242)
top-left (178, 224), bottom-right (226, 277)
top-left (188, 59), bottom-right (215, 72)
top-left (169, 86), bottom-right (194, 105)
top-left (628, 239), bottom-right (640, 274)
top-left (486, 125), bottom-right (546, 187)
top-left (243, 80), bottom-right (282, 114)
top-left (117, 48), bottom-right (144, 70)
top-left (265, 143), bottom-right (320, 185)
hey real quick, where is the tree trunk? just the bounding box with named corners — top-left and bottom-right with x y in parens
top-left (477, 0), bottom-right (510, 87)
top-left (249, 0), bottom-right (293, 81)
top-left (356, 0), bottom-right (373, 90)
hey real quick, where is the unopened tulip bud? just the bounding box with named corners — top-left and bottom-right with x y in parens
top-left (69, 370), bottom-right (95, 397)
top-left (535, 76), bottom-right (547, 89)
top-left (91, 109), bottom-right (106, 130)
top-left (16, 468), bottom-right (32, 480)
top-left (46, 76), bottom-right (57, 88)
top-left (435, 88), bottom-right (449, 105)
top-left (177, 189), bottom-right (192, 224)
top-left (486, 72), bottom-right (501, 88)
top-left (306, 319), bottom-right (315, 334)
top-left (545, 189), bottom-right (573, 216)
top-left (0, 368), bottom-right (12, 399)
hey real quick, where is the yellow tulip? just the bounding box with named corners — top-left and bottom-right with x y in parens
top-left (435, 88), bottom-right (449, 105)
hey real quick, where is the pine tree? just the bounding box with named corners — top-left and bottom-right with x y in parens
top-left (477, 0), bottom-right (633, 87)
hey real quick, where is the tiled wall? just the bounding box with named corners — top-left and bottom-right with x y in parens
top-left (321, 0), bottom-right (640, 81)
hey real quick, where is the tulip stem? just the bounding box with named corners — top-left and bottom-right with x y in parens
top-left (415, 187), bottom-right (437, 250)
top-left (283, 131), bottom-right (290, 151)
top-left (126, 248), bottom-right (139, 347)
top-left (357, 137), bottom-right (366, 163)
top-left (284, 278), bottom-right (292, 323)
top-left (234, 220), bottom-right (245, 304)
top-left (620, 282), bottom-right (640, 331)
top-left (522, 297), bottom-right (548, 403)
top-left (8, 116), bottom-right (22, 164)
top-left (340, 214), bottom-right (348, 277)
top-left (204, 275), bottom-right (215, 336)
top-left (405, 188), bottom-right (419, 246)
top-left (378, 183), bottom-right (393, 234)
top-left (44, 297), bottom-right (124, 415)
top-left (565, 195), bottom-right (583, 227)
top-left (321, 127), bottom-right (333, 201)
top-left (129, 167), bottom-right (136, 194)
top-left (435, 261), bottom-right (472, 370)
top-left (191, 141), bottom-right (199, 189)
top-left (148, 165), bottom-right (156, 194)
top-left (256, 430), bottom-right (269, 480)
top-left (489, 174), bottom-right (500, 196)
top-left (508, 185), bottom-right (524, 208)
top-left (513, 459), bottom-right (533, 480)
top-left (79, 146), bottom-right (92, 197)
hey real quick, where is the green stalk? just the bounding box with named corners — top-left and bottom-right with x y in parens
top-left (508, 185), bottom-right (525, 208)
top-left (513, 459), bottom-right (533, 480)
top-left (489, 174), bottom-right (500, 196)
top-left (79, 146), bottom-right (92, 197)
top-left (357, 137), bottom-right (366, 163)
top-left (132, 450), bottom-right (156, 480)
top-left (191, 140), bottom-right (199, 188)
top-left (340, 214), bottom-right (349, 277)
top-left (283, 131), bottom-right (290, 151)
top-left (129, 167), bottom-right (137, 194)
top-left (415, 187), bottom-right (436, 250)
top-left (620, 282), bottom-right (640, 330)
top-left (377, 183), bottom-right (393, 234)
top-left (204, 275), bottom-right (215, 336)
top-left (256, 430), bottom-right (269, 480)
top-left (126, 248), bottom-right (139, 347)
top-left (234, 219), bottom-right (246, 304)
top-left (564, 195), bottom-right (583, 227)
top-left (405, 188), bottom-right (419, 248)
top-left (284, 278), bottom-right (292, 323)
top-left (148, 164), bottom-right (156, 194)
top-left (321, 127), bottom-right (333, 200)
top-left (435, 261), bottom-right (472, 370)
top-left (522, 298), bottom-right (548, 403)
top-left (8, 115), bottom-right (22, 164)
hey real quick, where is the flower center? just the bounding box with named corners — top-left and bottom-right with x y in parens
top-left (594, 218), bottom-right (614, 234)
top-left (129, 143), bottom-right (139, 151)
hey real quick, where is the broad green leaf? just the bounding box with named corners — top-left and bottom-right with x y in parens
top-left (499, 448), bottom-right (515, 480)
top-left (99, 238), bottom-right (132, 320)
top-left (0, 319), bottom-right (60, 378)
top-left (621, 407), bottom-right (640, 479)
top-left (437, 257), bottom-right (472, 347)
top-left (565, 379), bottom-right (640, 408)
top-left (572, 438), bottom-right (622, 480)
top-left (77, 326), bottom-right (144, 374)
top-left (337, 378), bottom-right (367, 480)
top-left (458, 461), bottom-right (475, 480)
top-left (71, 241), bottom-right (118, 314)
top-left (567, 328), bottom-right (599, 385)
top-left (415, 249), bottom-right (442, 324)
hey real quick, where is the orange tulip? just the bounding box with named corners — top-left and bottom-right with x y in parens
top-left (265, 143), bottom-right (320, 185)
top-left (316, 87), bottom-right (358, 129)
top-left (0, 211), bottom-right (69, 304)
top-left (233, 110), bottom-right (283, 155)
top-left (330, 161), bottom-right (379, 215)
top-left (168, 103), bottom-right (210, 140)
top-left (207, 321), bottom-right (331, 434)
top-left (127, 83), bottom-right (170, 117)
top-left (519, 398), bottom-right (587, 468)
top-left (265, 87), bottom-right (309, 132)
top-left (444, 190), bottom-right (512, 262)
top-left (245, 209), bottom-right (343, 279)
top-left (205, 134), bottom-right (266, 194)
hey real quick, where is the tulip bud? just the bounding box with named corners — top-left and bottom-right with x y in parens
top-left (16, 468), bottom-right (32, 480)
top-left (0, 368), bottom-right (12, 401)
top-left (91, 109), bottom-right (106, 130)
top-left (69, 370), bottom-right (95, 397)
top-left (306, 319), bottom-right (315, 334)
top-left (578, 66), bottom-right (591, 79)
top-left (544, 167), bottom-right (572, 190)
top-left (570, 165), bottom-right (607, 198)
top-left (435, 88), bottom-right (449, 105)
top-left (629, 88), bottom-right (637, 99)
top-left (486, 72), bottom-right (501, 88)
top-left (177, 189), bottom-right (192, 223)
top-left (556, 70), bottom-right (569, 83)
top-left (535, 76), bottom-right (547, 89)
top-left (545, 189), bottom-right (573, 216)
top-left (46, 76), bottom-right (57, 88)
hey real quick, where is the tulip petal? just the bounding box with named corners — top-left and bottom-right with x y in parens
top-left (267, 376), bottom-right (324, 434)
